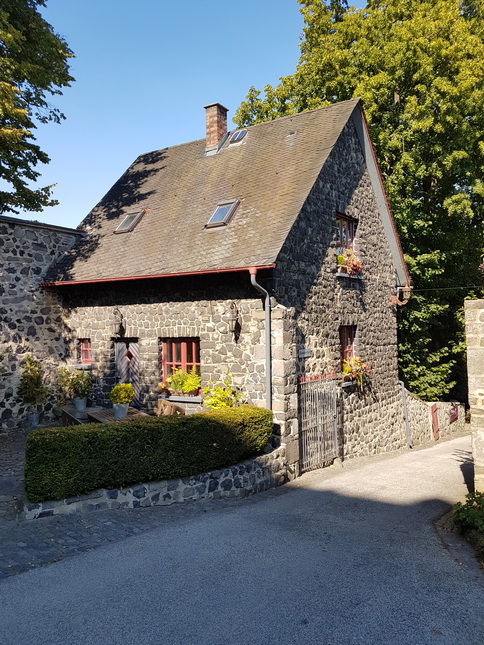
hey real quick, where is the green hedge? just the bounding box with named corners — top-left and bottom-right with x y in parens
top-left (25, 405), bottom-right (273, 503)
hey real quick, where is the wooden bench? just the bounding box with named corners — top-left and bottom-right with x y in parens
top-left (156, 398), bottom-right (186, 417)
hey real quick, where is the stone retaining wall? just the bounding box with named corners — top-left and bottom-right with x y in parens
top-left (23, 447), bottom-right (288, 520)
top-left (465, 300), bottom-right (484, 492)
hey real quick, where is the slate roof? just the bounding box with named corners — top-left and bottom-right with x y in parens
top-left (46, 99), bottom-right (364, 284)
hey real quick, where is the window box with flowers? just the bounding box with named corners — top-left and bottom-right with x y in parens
top-left (336, 249), bottom-right (364, 278)
top-left (335, 213), bottom-right (363, 278)
top-left (159, 338), bottom-right (203, 402)
top-left (340, 356), bottom-right (372, 390)
top-left (158, 367), bottom-right (202, 400)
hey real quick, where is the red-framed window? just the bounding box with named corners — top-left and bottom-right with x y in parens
top-left (336, 214), bottom-right (356, 252)
top-left (79, 338), bottom-right (92, 364)
top-left (161, 338), bottom-right (200, 379)
top-left (339, 326), bottom-right (356, 363)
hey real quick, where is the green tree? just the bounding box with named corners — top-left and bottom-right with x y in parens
top-left (0, 0), bottom-right (74, 214)
top-left (235, 0), bottom-right (484, 400)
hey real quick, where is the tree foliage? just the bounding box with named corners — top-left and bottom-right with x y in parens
top-left (0, 0), bottom-right (74, 214)
top-left (235, 0), bottom-right (484, 400)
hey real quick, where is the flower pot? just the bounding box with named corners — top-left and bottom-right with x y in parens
top-left (337, 265), bottom-right (348, 274)
top-left (28, 412), bottom-right (40, 427)
top-left (113, 403), bottom-right (129, 419)
top-left (73, 396), bottom-right (87, 412)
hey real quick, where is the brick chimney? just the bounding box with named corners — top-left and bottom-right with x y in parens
top-left (204, 103), bottom-right (228, 150)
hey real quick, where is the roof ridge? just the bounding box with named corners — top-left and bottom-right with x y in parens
top-left (231, 97), bottom-right (361, 132)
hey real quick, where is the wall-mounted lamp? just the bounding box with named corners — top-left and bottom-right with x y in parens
top-left (113, 307), bottom-right (125, 337)
top-left (389, 285), bottom-right (412, 307)
top-left (225, 302), bottom-right (240, 339)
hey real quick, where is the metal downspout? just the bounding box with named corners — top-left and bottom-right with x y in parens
top-left (399, 380), bottom-right (412, 448)
top-left (249, 267), bottom-right (272, 410)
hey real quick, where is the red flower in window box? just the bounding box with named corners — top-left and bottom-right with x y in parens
top-left (338, 249), bottom-right (363, 276)
top-left (341, 356), bottom-right (372, 389)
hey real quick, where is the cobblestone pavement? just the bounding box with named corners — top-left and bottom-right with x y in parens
top-left (0, 424), bottom-right (472, 582)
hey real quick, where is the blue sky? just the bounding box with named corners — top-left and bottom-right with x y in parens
top-left (25, 1), bottom-right (364, 229)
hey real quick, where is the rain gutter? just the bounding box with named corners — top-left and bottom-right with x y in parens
top-left (249, 266), bottom-right (272, 410)
top-left (41, 264), bottom-right (276, 288)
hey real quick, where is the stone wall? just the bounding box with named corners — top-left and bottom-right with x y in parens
top-left (405, 390), bottom-right (465, 446)
top-left (23, 446), bottom-right (288, 520)
top-left (272, 120), bottom-right (407, 460)
top-left (465, 300), bottom-right (484, 492)
top-left (0, 217), bottom-right (82, 429)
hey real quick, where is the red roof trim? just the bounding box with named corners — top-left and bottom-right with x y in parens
top-left (41, 264), bottom-right (277, 288)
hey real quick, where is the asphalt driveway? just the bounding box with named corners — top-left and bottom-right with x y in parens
top-left (1, 435), bottom-right (482, 645)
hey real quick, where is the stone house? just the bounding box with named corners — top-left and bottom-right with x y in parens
top-left (33, 98), bottom-right (421, 471)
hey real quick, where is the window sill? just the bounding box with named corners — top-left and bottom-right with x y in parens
top-left (336, 271), bottom-right (363, 279)
top-left (160, 395), bottom-right (203, 404)
top-left (339, 379), bottom-right (356, 389)
top-left (73, 363), bottom-right (92, 370)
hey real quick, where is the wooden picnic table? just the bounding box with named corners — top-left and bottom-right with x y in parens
top-left (86, 407), bottom-right (150, 424)
top-left (60, 406), bottom-right (149, 426)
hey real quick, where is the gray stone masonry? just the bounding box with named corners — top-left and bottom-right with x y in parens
top-left (272, 119), bottom-right (406, 459)
top-left (0, 218), bottom-right (82, 429)
top-left (465, 299), bottom-right (484, 492)
top-left (23, 447), bottom-right (288, 520)
top-left (59, 272), bottom-right (272, 421)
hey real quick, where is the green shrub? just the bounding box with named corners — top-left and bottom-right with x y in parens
top-left (202, 372), bottom-right (242, 409)
top-left (17, 355), bottom-right (49, 407)
top-left (452, 492), bottom-right (484, 534)
top-left (452, 492), bottom-right (484, 565)
top-left (24, 405), bottom-right (273, 502)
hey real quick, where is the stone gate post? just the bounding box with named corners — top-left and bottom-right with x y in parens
top-left (465, 300), bottom-right (484, 492)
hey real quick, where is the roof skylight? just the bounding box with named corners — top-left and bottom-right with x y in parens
top-left (206, 199), bottom-right (239, 228)
top-left (229, 129), bottom-right (247, 144)
top-left (114, 209), bottom-right (146, 234)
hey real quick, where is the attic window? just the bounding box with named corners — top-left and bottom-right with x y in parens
top-left (229, 129), bottom-right (247, 144)
top-left (206, 199), bottom-right (239, 228)
top-left (114, 209), bottom-right (145, 234)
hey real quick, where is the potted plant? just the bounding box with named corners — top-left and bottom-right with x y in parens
top-left (57, 367), bottom-right (92, 412)
top-left (17, 356), bottom-right (49, 426)
top-left (109, 383), bottom-right (135, 419)
top-left (341, 356), bottom-right (372, 389)
top-left (70, 369), bottom-right (92, 412)
top-left (57, 367), bottom-right (72, 407)
top-left (158, 367), bottom-right (201, 397)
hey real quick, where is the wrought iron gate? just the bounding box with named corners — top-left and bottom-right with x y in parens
top-left (298, 378), bottom-right (338, 472)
